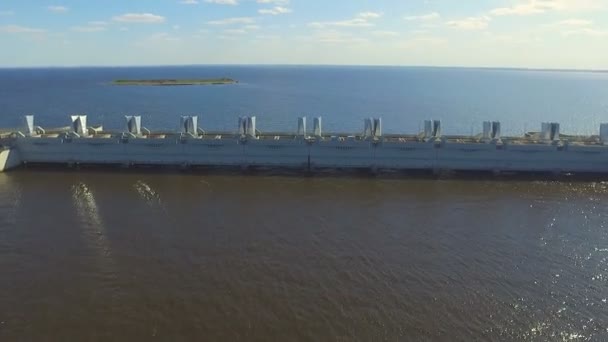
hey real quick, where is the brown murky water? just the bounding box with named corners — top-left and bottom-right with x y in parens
top-left (1, 170), bottom-right (607, 341)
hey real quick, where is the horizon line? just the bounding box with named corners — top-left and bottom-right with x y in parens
top-left (0, 63), bottom-right (607, 73)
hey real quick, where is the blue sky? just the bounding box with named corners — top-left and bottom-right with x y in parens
top-left (0, 0), bottom-right (607, 68)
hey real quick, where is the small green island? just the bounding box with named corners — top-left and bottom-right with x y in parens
top-left (113, 78), bottom-right (238, 86)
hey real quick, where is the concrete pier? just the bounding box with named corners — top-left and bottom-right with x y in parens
top-left (0, 148), bottom-right (21, 172)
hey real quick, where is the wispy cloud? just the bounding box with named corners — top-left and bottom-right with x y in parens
top-left (305, 30), bottom-right (369, 44)
top-left (140, 32), bottom-right (181, 44)
top-left (0, 10), bottom-right (15, 16)
top-left (71, 26), bottom-right (107, 32)
top-left (400, 36), bottom-right (447, 49)
top-left (257, 0), bottom-right (289, 4)
top-left (252, 34), bottom-right (281, 43)
top-left (0, 24), bottom-right (46, 33)
top-left (404, 12), bottom-right (440, 21)
top-left (446, 16), bottom-right (491, 30)
top-left (220, 23), bottom-right (260, 35)
top-left (254, 34), bottom-right (281, 40)
top-left (88, 21), bottom-right (108, 26)
top-left (372, 30), bottom-right (399, 37)
top-left (47, 5), bottom-right (68, 13)
top-left (205, 0), bottom-right (238, 5)
top-left (71, 21), bottom-right (108, 33)
top-left (112, 13), bottom-right (166, 24)
top-left (553, 18), bottom-right (593, 27)
top-left (358, 12), bottom-right (382, 19)
top-left (207, 17), bottom-right (254, 25)
top-left (490, 0), bottom-right (603, 16)
top-left (223, 29), bottom-right (247, 35)
top-left (308, 12), bottom-right (383, 29)
top-left (543, 18), bottom-right (608, 37)
top-left (180, 0), bottom-right (199, 4)
top-left (491, 1), bottom-right (558, 16)
top-left (258, 6), bottom-right (292, 15)
top-left (563, 28), bottom-right (608, 37)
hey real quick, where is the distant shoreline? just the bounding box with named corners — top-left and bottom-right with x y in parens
top-left (112, 78), bottom-right (238, 86)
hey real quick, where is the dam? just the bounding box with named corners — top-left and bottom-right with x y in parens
top-left (2, 115), bottom-right (608, 175)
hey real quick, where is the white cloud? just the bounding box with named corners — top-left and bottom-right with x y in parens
top-left (563, 28), bottom-right (608, 37)
top-left (88, 21), bottom-right (108, 26)
top-left (218, 35), bottom-right (239, 40)
top-left (490, 1), bottom-right (557, 16)
top-left (207, 17), bottom-right (254, 25)
top-left (144, 32), bottom-right (181, 42)
top-left (255, 34), bottom-right (280, 40)
top-left (224, 29), bottom-right (247, 34)
top-left (308, 12), bottom-right (382, 29)
top-left (400, 36), bottom-right (447, 49)
top-left (258, 6), bottom-right (292, 15)
top-left (112, 13), bottom-right (166, 24)
top-left (0, 10), bottom-right (15, 16)
top-left (555, 19), bottom-right (593, 27)
top-left (404, 12), bottom-right (440, 21)
top-left (490, 0), bottom-right (603, 16)
top-left (205, 0), bottom-right (238, 5)
top-left (0, 24), bottom-right (46, 33)
top-left (372, 30), bottom-right (399, 37)
top-left (410, 29), bottom-right (429, 35)
top-left (222, 24), bottom-right (260, 35)
top-left (309, 19), bottom-right (372, 28)
top-left (70, 21), bottom-right (108, 32)
top-left (446, 16), bottom-right (491, 30)
top-left (134, 32), bottom-right (182, 45)
top-left (257, 0), bottom-right (289, 4)
top-left (542, 18), bottom-right (593, 31)
top-left (180, 0), bottom-right (199, 4)
top-left (71, 25), bottom-right (107, 32)
top-left (543, 18), bottom-right (607, 37)
top-left (306, 30), bottom-right (369, 44)
top-left (358, 12), bottom-right (382, 19)
top-left (47, 5), bottom-right (68, 13)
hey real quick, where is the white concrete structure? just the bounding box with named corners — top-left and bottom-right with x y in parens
top-left (126, 116), bottom-right (142, 135)
top-left (2, 115), bottom-right (608, 175)
top-left (482, 121), bottom-right (501, 142)
top-left (373, 118), bottom-right (382, 138)
top-left (313, 117), bottom-right (322, 138)
top-left (423, 120), bottom-right (441, 141)
top-left (246, 116), bottom-right (256, 138)
top-left (297, 117), bottom-right (307, 138)
top-left (180, 116), bottom-right (198, 136)
top-left (25, 115), bottom-right (35, 136)
top-left (0, 148), bottom-right (21, 172)
top-left (71, 115), bottom-right (87, 136)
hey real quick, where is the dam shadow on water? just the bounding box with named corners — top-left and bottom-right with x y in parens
top-left (12, 162), bottom-right (608, 182)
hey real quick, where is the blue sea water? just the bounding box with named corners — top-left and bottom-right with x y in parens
top-left (0, 65), bottom-right (607, 136)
